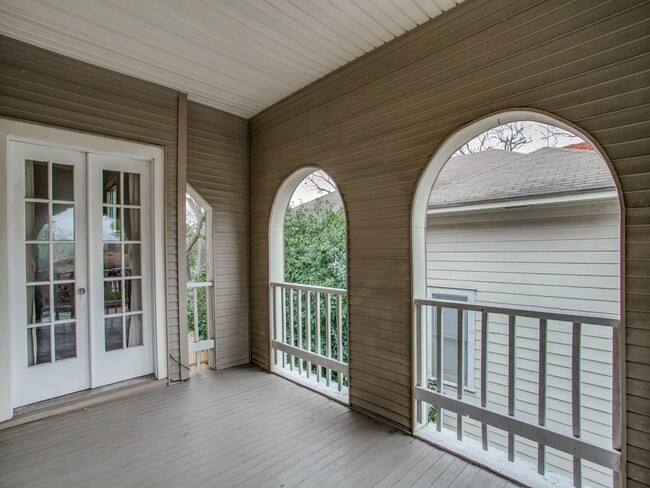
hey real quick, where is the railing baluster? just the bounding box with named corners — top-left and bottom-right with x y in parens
top-left (316, 292), bottom-right (321, 383)
top-left (457, 308), bottom-right (464, 441)
top-left (337, 294), bottom-right (343, 392)
top-left (508, 314), bottom-right (516, 462)
top-left (613, 323), bottom-right (622, 488)
top-left (281, 287), bottom-right (287, 368)
top-left (573, 322), bottom-right (582, 488)
top-left (272, 285), bottom-right (277, 366)
top-left (193, 288), bottom-right (200, 367)
top-left (436, 306), bottom-right (443, 432)
top-left (326, 293), bottom-right (332, 387)
top-left (538, 318), bottom-right (548, 475)
top-left (306, 291), bottom-right (311, 379)
top-left (297, 290), bottom-right (303, 375)
top-left (481, 310), bottom-right (489, 451)
top-left (416, 303), bottom-right (423, 424)
top-left (289, 288), bottom-right (294, 371)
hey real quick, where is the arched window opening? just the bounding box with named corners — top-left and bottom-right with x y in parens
top-left (412, 113), bottom-right (622, 488)
top-left (185, 186), bottom-right (214, 372)
top-left (269, 169), bottom-right (348, 403)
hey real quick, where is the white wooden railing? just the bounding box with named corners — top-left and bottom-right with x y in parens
top-left (271, 282), bottom-right (348, 397)
top-left (187, 281), bottom-right (214, 369)
top-left (414, 298), bottom-right (621, 488)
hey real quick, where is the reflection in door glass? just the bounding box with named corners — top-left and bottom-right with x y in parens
top-left (102, 169), bottom-right (144, 351)
top-left (123, 208), bottom-right (140, 241)
top-left (52, 204), bottom-right (74, 241)
top-left (26, 244), bottom-right (49, 282)
top-left (104, 280), bottom-right (122, 315)
top-left (53, 243), bottom-right (75, 280)
top-left (104, 317), bottom-right (123, 351)
top-left (123, 173), bottom-right (140, 205)
top-left (25, 202), bottom-right (49, 241)
top-left (126, 314), bottom-right (143, 347)
top-left (55, 323), bottom-right (76, 360)
top-left (24, 158), bottom-right (77, 367)
top-left (102, 206), bottom-right (121, 241)
top-left (54, 283), bottom-right (75, 321)
top-left (25, 160), bottom-right (49, 199)
top-left (103, 171), bottom-right (120, 204)
top-left (27, 326), bottom-right (51, 365)
top-left (26, 285), bottom-right (50, 324)
top-left (124, 244), bottom-right (141, 276)
top-left (103, 243), bottom-right (122, 277)
top-left (52, 164), bottom-right (74, 201)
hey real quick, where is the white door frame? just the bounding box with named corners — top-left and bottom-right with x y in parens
top-left (0, 118), bottom-right (168, 422)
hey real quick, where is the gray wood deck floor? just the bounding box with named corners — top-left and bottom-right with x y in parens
top-left (0, 365), bottom-right (519, 488)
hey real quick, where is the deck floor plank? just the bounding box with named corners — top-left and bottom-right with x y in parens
top-left (0, 365), bottom-right (517, 488)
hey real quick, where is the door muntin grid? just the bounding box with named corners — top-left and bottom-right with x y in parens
top-left (24, 160), bottom-right (77, 366)
top-left (102, 170), bottom-right (143, 351)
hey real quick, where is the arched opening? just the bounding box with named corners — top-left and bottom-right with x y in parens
top-left (412, 111), bottom-right (623, 488)
top-left (269, 168), bottom-right (348, 402)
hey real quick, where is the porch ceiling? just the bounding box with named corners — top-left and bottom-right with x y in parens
top-left (0, 0), bottom-right (465, 118)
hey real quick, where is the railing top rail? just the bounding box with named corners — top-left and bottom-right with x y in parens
top-left (271, 281), bottom-right (347, 296)
top-left (414, 298), bottom-right (619, 328)
top-left (187, 281), bottom-right (213, 289)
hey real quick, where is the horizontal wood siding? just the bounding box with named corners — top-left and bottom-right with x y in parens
top-left (249, 2), bottom-right (650, 484)
top-left (187, 101), bottom-right (250, 368)
top-left (427, 199), bottom-right (619, 488)
top-left (0, 35), bottom-right (185, 381)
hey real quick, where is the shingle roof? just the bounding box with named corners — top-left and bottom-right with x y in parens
top-left (428, 147), bottom-right (615, 208)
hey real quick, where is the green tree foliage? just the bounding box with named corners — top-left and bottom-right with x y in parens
top-left (283, 196), bottom-right (348, 382)
top-left (284, 198), bottom-right (346, 289)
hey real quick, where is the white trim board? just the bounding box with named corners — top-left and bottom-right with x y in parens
top-left (427, 190), bottom-right (618, 215)
top-left (0, 118), bottom-right (168, 422)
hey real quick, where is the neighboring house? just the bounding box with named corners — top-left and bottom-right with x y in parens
top-left (426, 146), bottom-right (619, 488)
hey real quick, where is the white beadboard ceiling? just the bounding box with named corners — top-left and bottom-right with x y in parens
top-left (0, 0), bottom-right (465, 118)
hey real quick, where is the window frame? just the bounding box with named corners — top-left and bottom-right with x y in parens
top-left (426, 286), bottom-right (476, 391)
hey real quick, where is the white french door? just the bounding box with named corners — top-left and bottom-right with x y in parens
top-left (88, 155), bottom-right (153, 387)
top-left (8, 141), bottom-right (154, 407)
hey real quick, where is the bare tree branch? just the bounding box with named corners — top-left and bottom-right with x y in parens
top-left (304, 171), bottom-right (337, 193)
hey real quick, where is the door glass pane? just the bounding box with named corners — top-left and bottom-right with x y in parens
top-left (124, 244), bottom-right (141, 276)
top-left (126, 314), bottom-right (143, 347)
top-left (52, 164), bottom-right (74, 201)
top-left (104, 280), bottom-right (122, 314)
top-left (25, 160), bottom-right (48, 199)
top-left (27, 326), bottom-right (51, 365)
top-left (54, 283), bottom-right (75, 321)
top-left (124, 279), bottom-right (142, 312)
top-left (103, 171), bottom-right (120, 204)
top-left (54, 323), bottom-right (76, 360)
top-left (123, 208), bottom-right (140, 241)
top-left (103, 244), bottom-right (122, 277)
top-left (26, 285), bottom-right (50, 324)
top-left (103, 207), bottom-right (121, 241)
top-left (52, 204), bottom-right (74, 240)
top-left (53, 243), bottom-right (75, 280)
top-left (26, 244), bottom-right (49, 282)
top-left (25, 202), bottom-right (49, 240)
top-left (104, 317), bottom-right (123, 351)
top-left (123, 173), bottom-right (140, 205)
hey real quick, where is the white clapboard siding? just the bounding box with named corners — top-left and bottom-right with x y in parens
top-left (427, 197), bottom-right (619, 488)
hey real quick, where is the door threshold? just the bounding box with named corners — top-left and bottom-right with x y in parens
top-left (1, 375), bottom-right (167, 431)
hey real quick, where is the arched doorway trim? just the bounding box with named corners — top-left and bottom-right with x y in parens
top-left (410, 108), bottom-right (625, 485)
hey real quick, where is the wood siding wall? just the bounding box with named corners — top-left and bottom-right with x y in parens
top-left (427, 199), bottom-right (620, 488)
top-left (0, 37), bottom-right (248, 381)
top-left (187, 101), bottom-right (250, 368)
top-left (249, 1), bottom-right (650, 485)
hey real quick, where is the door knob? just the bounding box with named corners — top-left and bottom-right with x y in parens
top-left (77, 288), bottom-right (86, 296)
